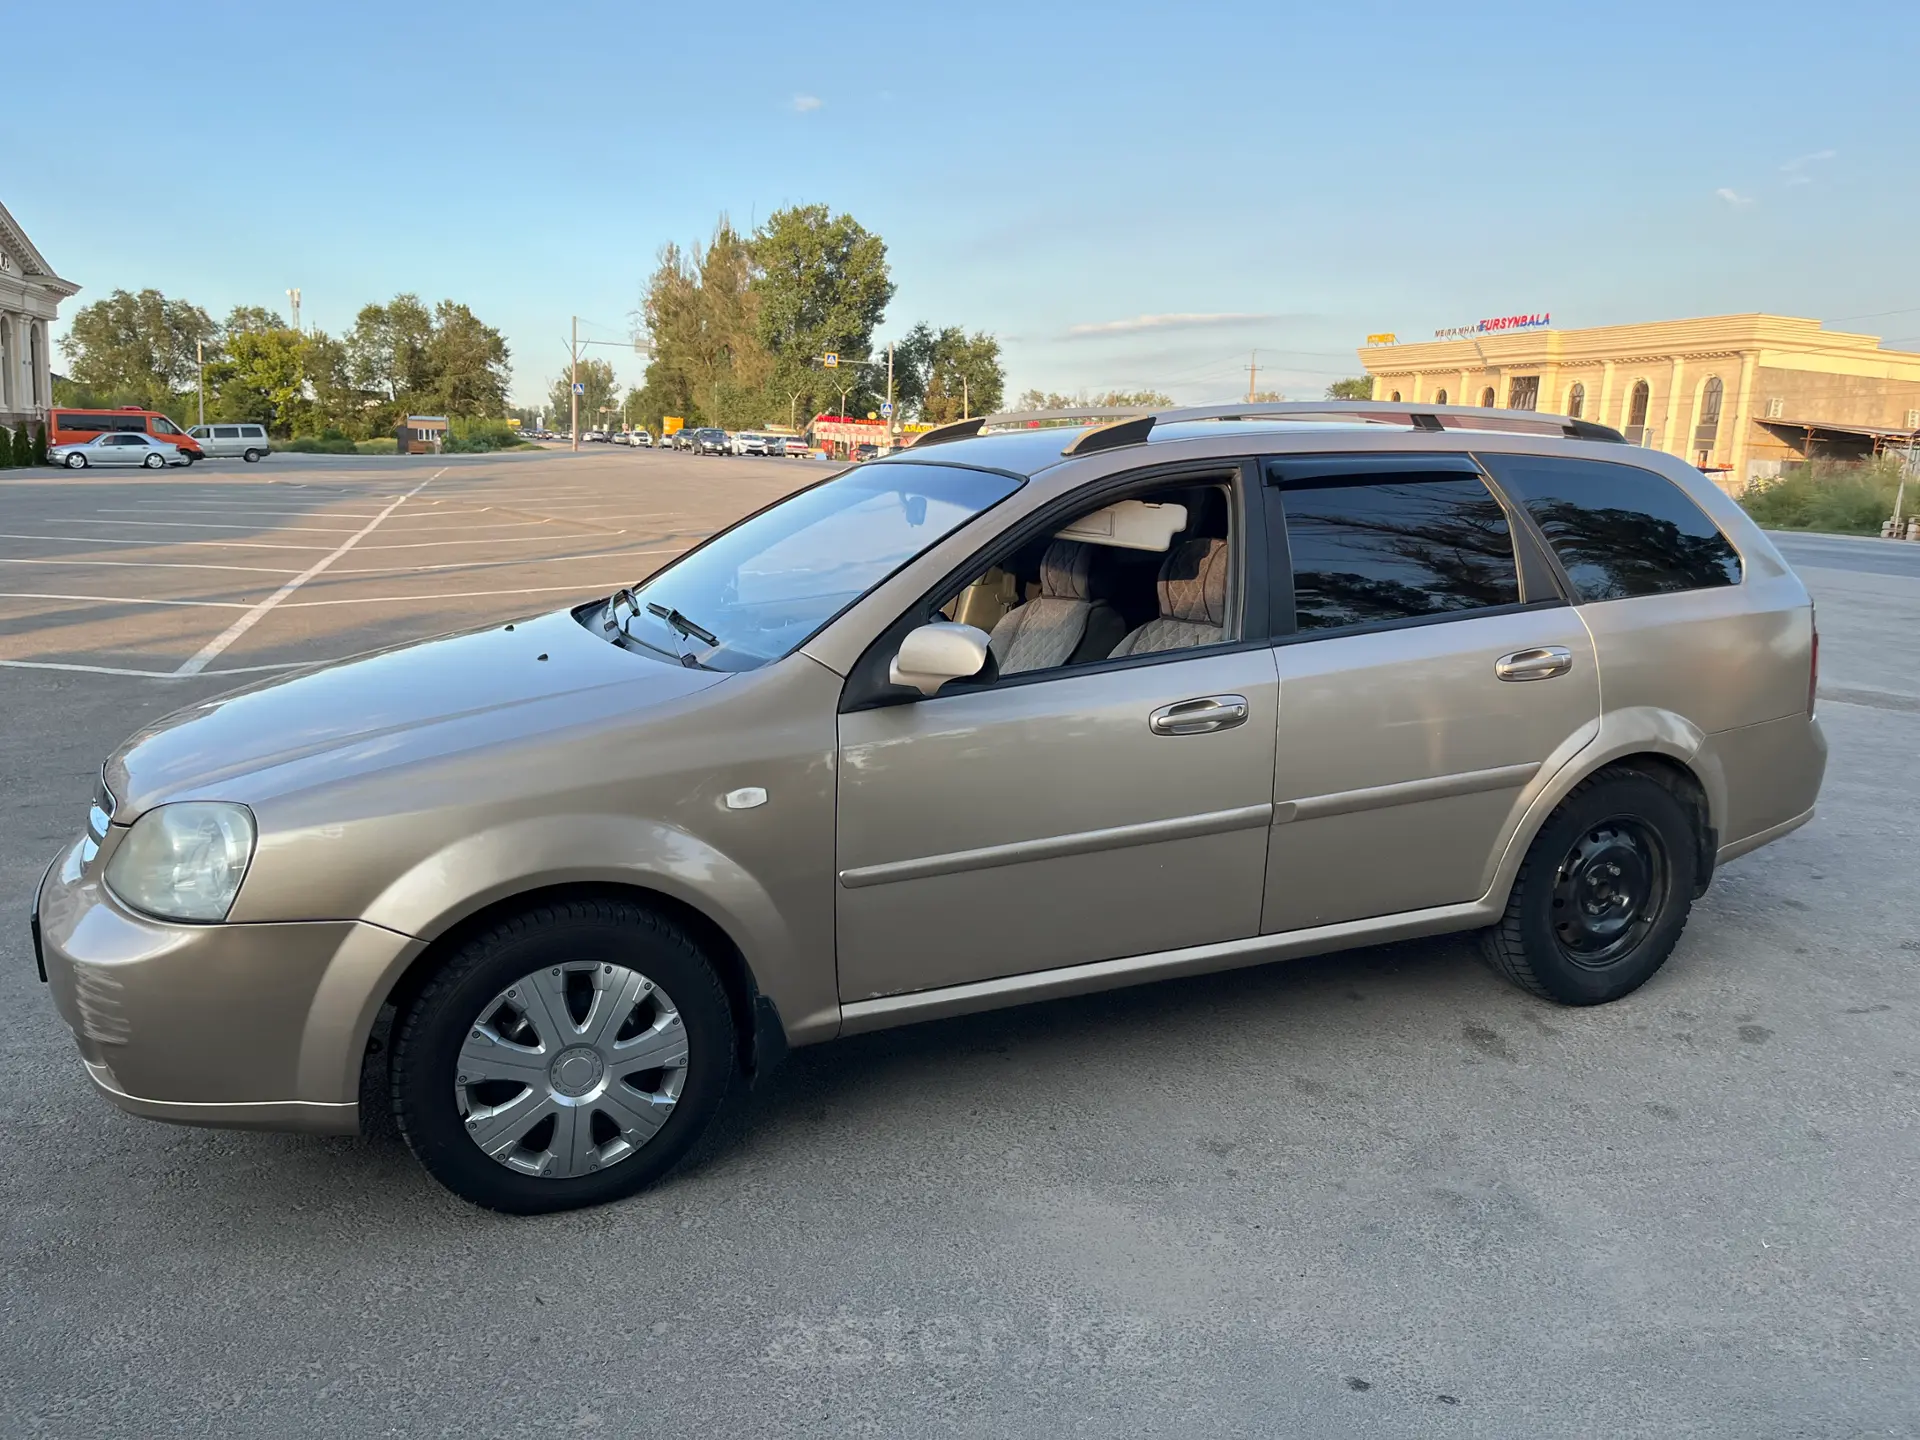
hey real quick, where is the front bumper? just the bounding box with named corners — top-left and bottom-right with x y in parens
top-left (34, 836), bottom-right (421, 1135)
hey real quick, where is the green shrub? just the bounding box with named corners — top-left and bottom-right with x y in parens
top-left (356, 437), bottom-right (398, 454)
top-left (442, 417), bottom-right (527, 453)
top-left (10, 423), bottom-right (30, 467)
top-left (31, 422), bottom-right (47, 465)
top-left (0, 426), bottom-right (13, 468)
top-left (1739, 458), bottom-right (1908, 535)
top-left (284, 434), bottom-right (357, 454)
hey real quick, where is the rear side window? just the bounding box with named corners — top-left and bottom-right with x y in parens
top-left (1275, 471), bottom-right (1521, 633)
top-left (242, 426), bottom-right (266, 438)
top-left (1480, 454), bottom-right (1741, 601)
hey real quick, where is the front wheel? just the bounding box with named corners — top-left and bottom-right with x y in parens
top-left (65, 453), bottom-right (86, 469)
top-left (1480, 768), bottom-right (1699, 1005)
top-left (391, 899), bottom-right (736, 1214)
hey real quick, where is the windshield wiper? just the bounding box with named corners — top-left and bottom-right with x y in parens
top-left (646, 602), bottom-right (719, 647)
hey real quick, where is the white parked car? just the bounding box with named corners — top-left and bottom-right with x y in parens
top-left (50, 433), bottom-right (190, 469)
top-left (186, 423), bottom-right (273, 462)
top-left (732, 432), bottom-right (773, 456)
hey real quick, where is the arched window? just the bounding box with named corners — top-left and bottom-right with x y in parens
top-left (1480, 386), bottom-right (1496, 408)
top-left (1693, 376), bottom-right (1724, 464)
top-left (27, 321), bottom-right (42, 408)
top-left (1626, 379), bottom-right (1651, 444)
top-left (0, 317), bottom-right (12, 410)
top-left (1434, 388), bottom-right (1448, 405)
top-left (1567, 382), bottom-right (1585, 419)
top-left (1389, 390), bottom-right (1402, 402)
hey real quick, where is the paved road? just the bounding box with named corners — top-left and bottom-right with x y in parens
top-left (1769, 528), bottom-right (1920, 580)
top-left (2, 456), bottom-right (1916, 1437)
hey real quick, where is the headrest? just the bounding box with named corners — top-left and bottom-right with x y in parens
top-left (1157, 538), bottom-right (1228, 625)
top-left (1038, 540), bottom-right (1093, 600)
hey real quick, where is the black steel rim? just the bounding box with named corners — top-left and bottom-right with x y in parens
top-left (1550, 815), bottom-right (1668, 969)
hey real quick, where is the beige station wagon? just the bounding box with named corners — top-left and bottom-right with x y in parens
top-left (33, 401), bottom-right (1826, 1213)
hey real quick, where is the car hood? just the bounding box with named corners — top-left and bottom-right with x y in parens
top-left (105, 608), bottom-right (727, 818)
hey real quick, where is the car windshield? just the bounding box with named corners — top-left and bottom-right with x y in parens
top-left (620, 462), bottom-right (1020, 672)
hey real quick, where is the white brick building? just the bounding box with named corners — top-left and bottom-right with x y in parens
top-left (0, 199), bottom-right (80, 432)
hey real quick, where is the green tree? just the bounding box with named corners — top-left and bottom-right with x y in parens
top-left (751, 204), bottom-right (894, 421)
top-left (1325, 376), bottom-right (1374, 400)
top-left (346, 295), bottom-right (436, 406)
top-left (1014, 388), bottom-right (1173, 410)
top-left (59, 288), bottom-right (218, 410)
top-left (424, 301), bottom-right (511, 417)
top-left (0, 426), bottom-right (13, 468)
top-left (888, 325), bottom-right (1005, 423)
top-left (208, 328), bottom-right (314, 435)
top-left (31, 421), bottom-right (48, 464)
top-left (224, 305), bottom-right (286, 335)
top-left (549, 358), bottom-right (619, 432)
top-left (11, 423), bottom-right (32, 467)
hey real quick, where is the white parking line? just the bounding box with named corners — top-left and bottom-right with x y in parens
top-left (0, 657), bottom-right (312, 679)
top-left (67, 517), bottom-right (574, 535)
top-left (0, 556), bottom-right (301, 575)
top-left (174, 467), bottom-right (447, 676)
top-left (0, 592), bottom-right (251, 609)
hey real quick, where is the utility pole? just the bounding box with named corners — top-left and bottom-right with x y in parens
top-left (196, 340), bottom-right (205, 426)
top-left (286, 288), bottom-right (301, 334)
top-left (1246, 349), bottom-right (1257, 403)
top-left (963, 374), bottom-right (970, 420)
top-left (886, 341), bottom-right (895, 448)
top-left (570, 315), bottom-right (579, 453)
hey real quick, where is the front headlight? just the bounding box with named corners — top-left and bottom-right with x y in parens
top-left (104, 802), bottom-right (256, 923)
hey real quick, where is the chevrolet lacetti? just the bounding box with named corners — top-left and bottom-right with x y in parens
top-left (33, 401), bottom-right (1826, 1213)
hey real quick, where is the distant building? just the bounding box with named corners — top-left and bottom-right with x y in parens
top-left (400, 415), bottom-right (449, 454)
top-left (0, 198), bottom-right (81, 432)
top-left (1358, 314), bottom-right (1920, 491)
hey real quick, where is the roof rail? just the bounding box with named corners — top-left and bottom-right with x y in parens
top-left (909, 400), bottom-right (1626, 455)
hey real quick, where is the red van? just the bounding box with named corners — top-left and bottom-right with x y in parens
top-left (46, 407), bottom-right (205, 463)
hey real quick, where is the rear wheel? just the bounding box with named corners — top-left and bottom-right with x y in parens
top-left (243, 448), bottom-right (262, 462)
top-left (1480, 768), bottom-right (1698, 1005)
top-left (143, 453), bottom-right (165, 469)
top-left (391, 898), bottom-right (736, 1214)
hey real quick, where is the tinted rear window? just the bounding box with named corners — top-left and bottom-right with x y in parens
top-left (1275, 472), bottom-right (1521, 633)
top-left (1480, 454), bottom-right (1741, 601)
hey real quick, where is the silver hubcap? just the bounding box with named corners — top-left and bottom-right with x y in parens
top-left (455, 962), bottom-right (688, 1179)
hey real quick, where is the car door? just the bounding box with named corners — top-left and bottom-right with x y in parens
top-left (100, 435), bottom-right (138, 466)
top-left (1258, 454), bottom-right (1601, 933)
top-left (835, 463), bottom-right (1280, 1001)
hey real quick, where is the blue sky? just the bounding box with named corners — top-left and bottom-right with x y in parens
top-left (9, 0), bottom-right (1919, 409)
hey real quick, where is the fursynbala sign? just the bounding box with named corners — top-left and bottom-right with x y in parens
top-left (1434, 313), bottom-right (1551, 340)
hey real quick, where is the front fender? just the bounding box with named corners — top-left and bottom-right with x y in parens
top-left (298, 812), bottom-right (837, 1110)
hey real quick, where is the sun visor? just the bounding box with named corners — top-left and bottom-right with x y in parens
top-left (1055, 500), bottom-right (1187, 552)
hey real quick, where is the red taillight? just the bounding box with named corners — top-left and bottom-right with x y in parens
top-left (1809, 609), bottom-right (1819, 714)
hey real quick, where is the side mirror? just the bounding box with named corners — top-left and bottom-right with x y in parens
top-left (888, 622), bottom-right (994, 697)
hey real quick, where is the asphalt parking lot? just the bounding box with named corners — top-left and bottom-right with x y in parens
top-left (2, 455), bottom-right (1917, 1438)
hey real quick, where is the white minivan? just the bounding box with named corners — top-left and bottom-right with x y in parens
top-left (187, 423), bottom-right (273, 462)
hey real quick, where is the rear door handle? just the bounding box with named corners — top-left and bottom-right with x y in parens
top-left (1495, 646), bottom-right (1574, 682)
top-left (1149, 694), bottom-right (1249, 735)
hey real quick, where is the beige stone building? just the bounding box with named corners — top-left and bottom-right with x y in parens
top-left (1358, 314), bottom-right (1920, 492)
top-left (0, 198), bottom-right (79, 432)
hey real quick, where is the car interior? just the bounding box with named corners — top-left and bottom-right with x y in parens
top-left (940, 479), bottom-right (1236, 676)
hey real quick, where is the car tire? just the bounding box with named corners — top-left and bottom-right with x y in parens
top-left (391, 897), bottom-right (736, 1214)
top-left (1479, 767), bottom-right (1699, 1006)
top-left (243, 448), bottom-right (262, 463)
top-left (143, 453), bottom-right (165, 469)
top-left (66, 453), bottom-right (86, 469)
top-left (179, 452), bottom-right (196, 465)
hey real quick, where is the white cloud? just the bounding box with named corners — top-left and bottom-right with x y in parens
top-left (1780, 148), bottom-right (1837, 173)
top-left (1064, 312), bottom-right (1275, 339)
top-left (1715, 187), bottom-right (1755, 206)
top-left (791, 94), bottom-right (823, 113)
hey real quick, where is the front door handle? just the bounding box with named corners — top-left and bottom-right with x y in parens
top-left (1495, 646), bottom-right (1574, 682)
top-left (1149, 694), bottom-right (1250, 735)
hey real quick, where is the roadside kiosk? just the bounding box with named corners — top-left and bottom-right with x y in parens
top-left (397, 415), bottom-right (449, 455)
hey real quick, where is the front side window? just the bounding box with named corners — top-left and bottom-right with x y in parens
top-left (1276, 472), bottom-right (1520, 633)
top-left (620, 463), bottom-right (1021, 672)
top-left (1479, 454), bottom-right (1741, 601)
top-left (151, 416), bottom-right (183, 435)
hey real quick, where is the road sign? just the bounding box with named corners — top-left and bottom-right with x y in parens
top-left (880, 401), bottom-right (893, 419)
top-left (572, 382), bottom-right (585, 394)
top-left (823, 353), bottom-right (839, 369)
